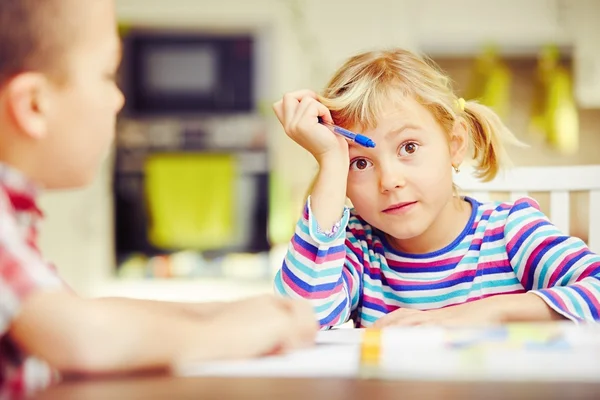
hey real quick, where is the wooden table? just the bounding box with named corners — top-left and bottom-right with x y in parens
top-left (35, 375), bottom-right (600, 399)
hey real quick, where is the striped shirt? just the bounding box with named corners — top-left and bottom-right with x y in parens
top-left (274, 196), bottom-right (600, 328)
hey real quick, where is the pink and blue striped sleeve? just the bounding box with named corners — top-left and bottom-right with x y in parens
top-left (504, 197), bottom-right (600, 322)
top-left (274, 197), bottom-right (364, 328)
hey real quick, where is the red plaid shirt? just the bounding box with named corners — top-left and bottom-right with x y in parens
top-left (0, 164), bottom-right (63, 398)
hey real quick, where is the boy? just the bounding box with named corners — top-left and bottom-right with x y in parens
top-left (0, 0), bottom-right (317, 396)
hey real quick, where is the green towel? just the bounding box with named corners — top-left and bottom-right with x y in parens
top-left (145, 153), bottom-right (236, 251)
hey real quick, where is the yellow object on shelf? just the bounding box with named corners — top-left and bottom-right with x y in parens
top-left (545, 67), bottom-right (579, 155)
top-left (466, 45), bottom-right (512, 119)
top-left (144, 153), bottom-right (236, 251)
top-left (530, 45), bottom-right (579, 155)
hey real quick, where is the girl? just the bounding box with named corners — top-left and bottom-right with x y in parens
top-left (272, 48), bottom-right (600, 329)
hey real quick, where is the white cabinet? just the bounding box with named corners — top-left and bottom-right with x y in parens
top-left (415, 0), bottom-right (571, 54)
top-left (572, 0), bottom-right (600, 108)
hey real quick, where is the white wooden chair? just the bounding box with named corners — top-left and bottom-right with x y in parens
top-left (453, 165), bottom-right (600, 253)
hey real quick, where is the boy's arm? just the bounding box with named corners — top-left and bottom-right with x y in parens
top-left (0, 191), bottom-right (317, 375)
top-left (97, 297), bottom-right (228, 319)
top-left (9, 290), bottom-right (317, 375)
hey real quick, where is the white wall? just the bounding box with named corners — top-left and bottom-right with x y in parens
top-left (38, 159), bottom-right (115, 294)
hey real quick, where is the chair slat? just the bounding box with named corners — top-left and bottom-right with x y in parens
top-left (550, 191), bottom-right (570, 235)
top-left (589, 190), bottom-right (600, 253)
top-left (510, 191), bottom-right (528, 202)
top-left (469, 191), bottom-right (491, 202)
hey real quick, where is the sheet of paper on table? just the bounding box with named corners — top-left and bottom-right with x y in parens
top-left (176, 323), bottom-right (600, 382)
top-left (175, 329), bottom-right (363, 378)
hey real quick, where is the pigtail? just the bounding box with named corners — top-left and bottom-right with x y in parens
top-left (462, 101), bottom-right (526, 182)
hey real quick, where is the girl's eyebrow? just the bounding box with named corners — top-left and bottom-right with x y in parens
top-left (348, 123), bottom-right (422, 150)
top-left (386, 124), bottom-right (421, 139)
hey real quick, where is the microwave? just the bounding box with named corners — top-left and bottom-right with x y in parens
top-left (121, 29), bottom-right (255, 116)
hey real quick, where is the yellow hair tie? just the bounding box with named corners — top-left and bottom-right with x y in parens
top-left (457, 97), bottom-right (466, 112)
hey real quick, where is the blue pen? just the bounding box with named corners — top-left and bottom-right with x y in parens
top-left (318, 117), bottom-right (376, 148)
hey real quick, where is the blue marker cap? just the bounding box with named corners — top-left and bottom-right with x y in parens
top-left (354, 135), bottom-right (376, 148)
top-left (317, 117), bottom-right (376, 149)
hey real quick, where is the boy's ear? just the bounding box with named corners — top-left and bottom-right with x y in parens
top-left (449, 118), bottom-right (469, 166)
top-left (5, 73), bottom-right (50, 140)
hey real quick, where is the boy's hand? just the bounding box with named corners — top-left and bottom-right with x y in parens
top-left (183, 295), bottom-right (318, 363)
top-left (273, 90), bottom-right (349, 164)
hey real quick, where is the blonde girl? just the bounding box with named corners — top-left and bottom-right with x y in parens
top-left (273, 48), bottom-right (600, 328)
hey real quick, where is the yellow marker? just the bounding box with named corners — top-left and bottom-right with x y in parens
top-left (359, 328), bottom-right (382, 379)
top-left (506, 323), bottom-right (561, 348)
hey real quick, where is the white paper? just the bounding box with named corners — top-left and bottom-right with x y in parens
top-left (316, 328), bottom-right (365, 345)
top-left (176, 331), bottom-right (360, 378)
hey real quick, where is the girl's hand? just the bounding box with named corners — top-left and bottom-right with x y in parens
top-left (373, 294), bottom-right (565, 329)
top-left (273, 89), bottom-right (348, 164)
top-left (372, 298), bottom-right (505, 328)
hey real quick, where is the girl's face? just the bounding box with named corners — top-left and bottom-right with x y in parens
top-left (346, 96), bottom-right (468, 251)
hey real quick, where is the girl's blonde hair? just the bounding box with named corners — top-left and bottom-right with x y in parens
top-left (318, 48), bottom-right (524, 182)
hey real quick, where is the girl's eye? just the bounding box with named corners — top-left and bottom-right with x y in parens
top-left (349, 158), bottom-right (373, 171)
top-left (399, 142), bottom-right (419, 156)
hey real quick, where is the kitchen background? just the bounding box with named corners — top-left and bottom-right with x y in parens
top-left (38, 0), bottom-right (600, 302)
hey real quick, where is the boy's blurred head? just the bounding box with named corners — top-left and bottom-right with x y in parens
top-left (0, 0), bottom-right (124, 189)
